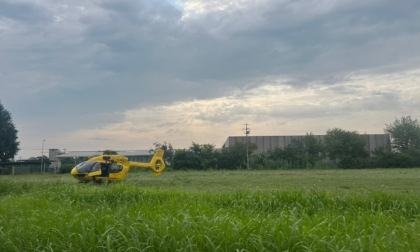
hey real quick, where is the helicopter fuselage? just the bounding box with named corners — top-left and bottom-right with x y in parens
top-left (70, 150), bottom-right (165, 183)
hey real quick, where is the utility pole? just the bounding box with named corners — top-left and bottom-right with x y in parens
top-left (41, 139), bottom-right (45, 173)
top-left (243, 124), bottom-right (251, 169)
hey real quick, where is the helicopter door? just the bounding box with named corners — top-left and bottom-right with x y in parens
top-left (101, 163), bottom-right (110, 177)
top-left (87, 163), bottom-right (102, 177)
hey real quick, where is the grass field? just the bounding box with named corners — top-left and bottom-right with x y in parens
top-left (0, 169), bottom-right (419, 251)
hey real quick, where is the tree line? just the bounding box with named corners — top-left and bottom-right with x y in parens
top-left (157, 116), bottom-right (420, 170)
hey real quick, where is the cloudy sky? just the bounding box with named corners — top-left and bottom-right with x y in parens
top-left (1, 0), bottom-right (419, 159)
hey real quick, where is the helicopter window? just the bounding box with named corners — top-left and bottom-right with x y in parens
top-left (91, 162), bottom-right (101, 172)
top-left (109, 163), bottom-right (123, 173)
top-left (75, 162), bottom-right (97, 173)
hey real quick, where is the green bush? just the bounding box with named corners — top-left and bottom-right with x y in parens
top-left (58, 164), bottom-right (74, 174)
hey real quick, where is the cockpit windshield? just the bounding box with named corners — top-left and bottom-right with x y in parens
top-left (75, 162), bottom-right (101, 173)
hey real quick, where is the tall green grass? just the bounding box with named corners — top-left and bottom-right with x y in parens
top-left (0, 174), bottom-right (419, 251)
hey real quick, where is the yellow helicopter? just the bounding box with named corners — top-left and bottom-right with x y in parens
top-left (70, 149), bottom-right (166, 183)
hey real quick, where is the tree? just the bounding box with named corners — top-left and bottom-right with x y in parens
top-left (283, 138), bottom-right (305, 168)
top-left (385, 116), bottom-right (420, 153)
top-left (171, 142), bottom-right (216, 170)
top-left (192, 143), bottom-right (217, 169)
top-left (150, 142), bottom-right (175, 166)
top-left (370, 147), bottom-right (417, 168)
top-left (218, 142), bottom-right (257, 169)
top-left (301, 133), bottom-right (325, 167)
top-left (0, 101), bottom-right (19, 162)
top-left (324, 128), bottom-right (368, 168)
top-left (172, 149), bottom-right (199, 170)
top-left (264, 134), bottom-right (324, 169)
top-left (103, 150), bottom-right (118, 155)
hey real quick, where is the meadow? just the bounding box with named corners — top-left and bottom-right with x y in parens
top-left (0, 168), bottom-right (419, 251)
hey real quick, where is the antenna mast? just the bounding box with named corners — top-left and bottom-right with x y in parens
top-left (243, 124), bottom-right (251, 169)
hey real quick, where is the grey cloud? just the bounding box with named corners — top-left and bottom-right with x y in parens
top-left (157, 122), bottom-right (178, 128)
top-left (1, 0), bottom-right (420, 153)
top-left (0, 1), bottom-right (51, 23)
top-left (263, 90), bottom-right (401, 121)
top-left (358, 91), bottom-right (401, 111)
top-left (6, 0), bottom-right (418, 101)
top-left (195, 0), bottom-right (420, 81)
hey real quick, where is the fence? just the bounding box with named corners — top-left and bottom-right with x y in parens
top-left (0, 160), bottom-right (51, 175)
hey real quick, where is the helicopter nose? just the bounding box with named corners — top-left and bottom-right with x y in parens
top-left (71, 168), bottom-right (78, 176)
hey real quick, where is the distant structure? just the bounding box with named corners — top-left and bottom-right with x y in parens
top-left (223, 134), bottom-right (390, 155)
top-left (49, 149), bottom-right (62, 172)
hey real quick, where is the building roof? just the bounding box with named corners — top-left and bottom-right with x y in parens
top-left (57, 150), bottom-right (152, 158)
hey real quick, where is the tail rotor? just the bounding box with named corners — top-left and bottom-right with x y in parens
top-left (150, 149), bottom-right (166, 176)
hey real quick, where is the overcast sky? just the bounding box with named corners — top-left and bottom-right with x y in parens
top-left (1, 0), bottom-right (420, 159)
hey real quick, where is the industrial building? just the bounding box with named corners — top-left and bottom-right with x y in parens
top-left (223, 134), bottom-right (390, 155)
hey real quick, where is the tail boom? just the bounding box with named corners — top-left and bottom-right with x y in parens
top-left (129, 149), bottom-right (166, 176)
